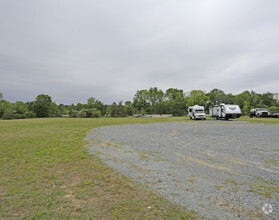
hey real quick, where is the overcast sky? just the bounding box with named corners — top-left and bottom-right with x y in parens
top-left (1, 0), bottom-right (279, 104)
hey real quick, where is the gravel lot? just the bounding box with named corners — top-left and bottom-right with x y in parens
top-left (86, 121), bottom-right (279, 219)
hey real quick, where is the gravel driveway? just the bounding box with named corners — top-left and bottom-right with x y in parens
top-left (86, 121), bottom-right (279, 219)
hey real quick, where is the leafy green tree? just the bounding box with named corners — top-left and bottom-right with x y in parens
top-left (109, 102), bottom-right (127, 117)
top-left (165, 88), bottom-right (187, 116)
top-left (261, 92), bottom-right (275, 106)
top-left (33, 94), bottom-right (52, 117)
top-left (48, 102), bottom-right (60, 117)
top-left (187, 90), bottom-right (208, 107)
top-left (87, 97), bottom-right (106, 116)
top-left (269, 106), bottom-right (279, 114)
top-left (235, 91), bottom-right (251, 109)
top-left (24, 111), bottom-right (36, 118)
top-left (133, 89), bottom-right (150, 114)
top-left (69, 110), bottom-right (79, 117)
top-left (148, 87), bottom-right (164, 106)
top-left (87, 97), bottom-right (96, 109)
top-left (14, 101), bottom-right (28, 115)
top-left (165, 88), bottom-right (184, 100)
top-left (0, 100), bottom-right (12, 119)
top-left (78, 109), bottom-right (87, 118)
top-left (0, 92), bottom-right (3, 100)
top-left (249, 91), bottom-right (261, 107)
top-left (207, 89), bottom-right (226, 105)
top-left (242, 101), bottom-right (251, 116)
top-left (125, 101), bottom-right (134, 116)
top-left (75, 103), bottom-right (84, 111)
top-left (91, 108), bottom-right (102, 118)
top-left (58, 104), bottom-right (67, 116)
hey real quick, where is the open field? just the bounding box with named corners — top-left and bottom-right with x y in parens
top-left (0, 116), bottom-right (278, 219)
top-left (0, 117), bottom-right (197, 219)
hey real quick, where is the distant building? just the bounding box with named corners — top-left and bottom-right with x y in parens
top-left (272, 93), bottom-right (279, 102)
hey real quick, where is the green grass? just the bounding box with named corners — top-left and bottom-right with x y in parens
top-left (0, 117), bottom-right (197, 219)
top-left (248, 178), bottom-right (279, 199)
top-left (1, 115), bottom-right (278, 219)
top-left (237, 116), bottom-right (279, 124)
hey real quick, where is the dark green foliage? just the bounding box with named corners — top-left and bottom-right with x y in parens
top-left (269, 106), bottom-right (279, 114)
top-left (33, 94), bottom-right (52, 117)
top-left (0, 100), bottom-right (12, 119)
top-left (1, 89), bottom-right (278, 120)
top-left (2, 112), bottom-right (17, 120)
top-left (24, 111), bottom-right (36, 118)
top-left (69, 109), bottom-right (79, 117)
top-left (110, 102), bottom-right (128, 117)
top-left (48, 102), bottom-right (61, 117)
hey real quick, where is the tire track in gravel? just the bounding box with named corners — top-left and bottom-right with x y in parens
top-left (86, 121), bottom-right (279, 219)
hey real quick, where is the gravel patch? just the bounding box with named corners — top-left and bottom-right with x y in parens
top-left (86, 121), bottom-right (279, 219)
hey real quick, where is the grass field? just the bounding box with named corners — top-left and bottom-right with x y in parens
top-left (0, 117), bottom-right (198, 219)
top-left (1, 116), bottom-right (278, 219)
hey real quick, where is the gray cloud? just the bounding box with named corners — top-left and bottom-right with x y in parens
top-left (1, 0), bottom-right (279, 104)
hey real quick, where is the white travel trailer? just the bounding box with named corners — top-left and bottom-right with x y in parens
top-left (188, 105), bottom-right (206, 120)
top-left (210, 104), bottom-right (241, 120)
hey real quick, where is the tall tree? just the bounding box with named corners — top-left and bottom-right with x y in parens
top-left (187, 90), bottom-right (208, 107)
top-left (0, 92), bottom-right (3, 100)
top-left (0, 100), bottom-right (12, 118)
top-left (261, 92), bottom-right (275, 106)
top-left (14, 101), bottom-right (28, 115)
top-left (48, 102), bottom-right (60, 117)
top-left (133, 89), bottom-right (150, 114)
top-left (207, 89), bottom-right (226, 105)
top-left (33, 94), bottom-right (52, 117)
top-left (235, 91), bottom-right (251, 109)
top-left (148, 87), bottom-right (164, 107)
top-left (87, 97), bottom-right (96, 109)
top-left (165, 88), bottom-right (187, 116)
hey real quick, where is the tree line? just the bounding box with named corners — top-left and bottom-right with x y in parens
top-left (0, 88), bottom-right (278, 120)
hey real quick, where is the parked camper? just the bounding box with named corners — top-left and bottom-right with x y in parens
top-left (210, 104), bottom-right (241, 120)
top-left (188, 105), bottom-right (206, 120)
top-left (249, 108), bottom-right (269, 118)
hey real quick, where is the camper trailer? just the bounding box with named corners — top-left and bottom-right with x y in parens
top-left (210, 104), bottom-right (241, 120)
top-left (188, 105), bottom-right (206, 120)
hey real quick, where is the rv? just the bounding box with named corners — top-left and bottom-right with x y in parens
top-left (210, 104), bottom-right (241, 120)
top-left (188, 105), bottom-right (206, 120)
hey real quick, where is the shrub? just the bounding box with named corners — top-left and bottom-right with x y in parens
top-left (24, 111), bottom-right (36, 118)
top-left (2, 112), bottom-right (17, 120)
top-left (69, 110), bottom-right (79, 118)
top-left (78, 109), bottom-right (87, 118)
top-left (90, 108), bottom-right (101, 118)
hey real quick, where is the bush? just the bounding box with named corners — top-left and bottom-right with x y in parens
top-left (69, 110), bottom-right (79, 118)
top-left (77, 108), bottom-right (101, 118)
top-left (2, 112), bottom-right (17, 120)
top-left (269, 106), bottom-right (279, 114)
top-left (90, 108), bottom-right (101, 118)
top-left (24, 111), bottom-right (36, 118)
top-left (78, 109), bottom-right (87, 118)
